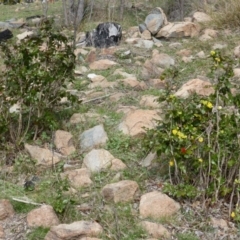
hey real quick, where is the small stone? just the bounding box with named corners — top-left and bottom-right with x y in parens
top-left (44, 221), bottom-right (103, 240)
top-left (79, 124), bottom-right (108, 152)
top-left (141, 221), bottom-right (170, 238)
top-left (61, 168), bottom-right (92, 188)
top-left (101, 180), bottom-right (139, 203)
top-left (89, 59), bottom-right (118, 70)
top-left (54, 130), bottom-right (76, 156)
top-left (139, 191), bottom-right (180, 219)
top-left (27, 205), bottom-right (60, 228)
top-left (0, 199), bottom-right (14, 220)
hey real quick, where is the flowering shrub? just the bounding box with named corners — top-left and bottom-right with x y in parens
top-left (143, 50), bottom-right (240, 219)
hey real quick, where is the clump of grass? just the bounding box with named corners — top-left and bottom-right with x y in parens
top-left (207, 0), bottom-right (240, 29)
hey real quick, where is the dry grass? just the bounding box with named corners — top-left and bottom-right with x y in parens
top-left (206, 0), bottom-right (240, 30)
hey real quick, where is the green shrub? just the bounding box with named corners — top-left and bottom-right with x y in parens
top-left (143, 50), bottom-right (240, 220)
top-left (0, 19), bottom-right (77, 148)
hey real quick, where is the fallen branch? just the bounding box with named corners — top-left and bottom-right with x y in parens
top-left (12, 197), bottom-right (43, 206)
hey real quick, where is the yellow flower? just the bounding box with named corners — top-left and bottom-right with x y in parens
top-left (218, 106), bottom-right (222, 110)
top-left (198, 158), bottom-right (203, 163)
top-left (172, 129), bottom-right (178, 135)
top-left (198, 137), bottom-right (204, 143)
top-left (231, 212), bottom-right (235, 218)
top-left (206, 102), bottom-right (213, 109)
top-left (169, 160), bottom-right (174, 167)
top-left (177, 131), bottom-right (187, 139)
top-left (215, 57), bottom-right (221, 62)
top-left (210, 50), bottom-right (216, 56)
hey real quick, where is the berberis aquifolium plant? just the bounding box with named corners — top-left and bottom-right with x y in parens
top-left (143, 50), bottom-right (240, 221)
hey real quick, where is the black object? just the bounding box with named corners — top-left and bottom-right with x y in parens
top-left (0, 29), bottom-right (13, 42)
top-left (85, 22), bottom-right (122, 48)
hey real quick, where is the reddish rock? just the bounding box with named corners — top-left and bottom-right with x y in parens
top-left (101, 180), bottom-right (139, 203)
top-left (139, 191), bottom-right (180, 219)
top-left (0, 199), bottom-right (14, 220)
top-left (27, 205), bottom-right (60, 228)
top-left (44, 221), bottom-right (103, 240)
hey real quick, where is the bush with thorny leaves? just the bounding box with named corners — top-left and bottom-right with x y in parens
top-left (143, 50), bottom-right (240, 221)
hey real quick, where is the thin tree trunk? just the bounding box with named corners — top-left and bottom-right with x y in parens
top-left (88, 0), bottom-right (94, 21)
top-left (120, 0), bottom-right (125, 21)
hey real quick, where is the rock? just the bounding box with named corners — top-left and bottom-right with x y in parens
top-left (125, 38), bottom-right (140, 44)
top-left (142, 59), bottom-right (164, 80)
top-left (152, 37), bottom-right (162, 45)
top-left (174, 79), bottom-right (214, 98)
top-left (233, 68), bottom-right (240, 78)
top-left (0, 199), bottom-right (14, 220)
top-left (0, 225), bottom-right (4, 239)
top-left (140, 95), bottom-right (160, 108)
top-left (151, 53), bottom-right (175, 68)
top-left (210, 217), bottom-right (228, 230)
top-left (110, 158), bottom-right (127, 171)
top-left (139, 23), bottom-right (147, 33)
top-left (204, 29), bottom-right (218, 38)
top-left (182, 56), bottom-right (193, 63)
top-left (16, 31), bottom-right (33, 40)
top-left (25, 144), bottom-right (63, 166)
top-left (83, 149), bottom-right (121, 173)
top-left (44, 221), bottom-right (103, 240)
top-left (177, 49), bottom-right (192, 57)
top-left (127, 26), bottom-right (140, 36)
top-left (141, 152), bottom-right (157, 167)
top-left (134, 39), bottom-right (154, 49)
top-left (192, 12), bottom-right (212, 23)
top-left (156, 22), bottom-right (200, 38)
top-left (148, 79), bottom-right (166, 89)
top-left (213, 43), bottom-right (227, 50)
top-left (89, 59), bottom-right (118, 70)
top-left (69, 112), bottom-right (104, 125)
top-left (141, 221), bottom-right (170, 238)
top-left (118, 109), bottom-right (161, 137)
top-left (196, 51), bottom-right (206, 58)
top-left (113, 68), bottom-right (135, 78)
top-left (139, 191), bottom-right (180, 219)
top-left (141, 29), bottom-right (152, 40)
top-left (145, 8), bottom-right (168, 35)
top-left (101, 180), bottom-right (139, 203)
top-left (86, 49), bottom-right (96, 63)
top-left (109, 92), bottom-right (125, 102)
top-left (169, 42), bottom-right (182, 49)
top-left (27, 205), bottom-right (60, 228)
top-left (62, 168), bottom-right (92, 188)
top-left (79, 124), bottom-right (108, 152)
top-left (120, 77), bottom-right (147, 90)
top-left (199, 34), bottom-right (213, 41)
top-left (54, 130), bottom-right (76, 156)
top-left (234, 45), bottom-right (240, 58)
top-left (74, 66), bottom-right (89, 75)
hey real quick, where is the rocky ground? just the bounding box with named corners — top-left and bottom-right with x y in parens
top-left (1, 5), bottom-right (240, 240)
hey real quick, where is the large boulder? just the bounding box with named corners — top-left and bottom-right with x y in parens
top-left (156, 22), bottom-right (200, 38)
top-left (77, 22), bottom-right (122, 48)
top-left (144, 7), bottom-right (168, 35)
